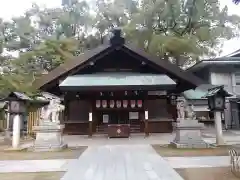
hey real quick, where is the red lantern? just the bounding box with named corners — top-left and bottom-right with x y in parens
top-left (96, 100), bottom-right (101, 108)
top-left (102, 100), bottom-right (107, 108)
top-left (116, 100), bottom-right (121, 108)
top-left (123, 100), bottom-right (128, 108)
top-left (110, 100), bottom-right (115, 108)
top-left (130, 100), bottom-right (136, 108)
top-left (137, 100), bottom-right (142, 108)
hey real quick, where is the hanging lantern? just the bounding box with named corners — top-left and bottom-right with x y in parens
top-left (116, 100), bottom-right (122, 108)
top-left (137, 100), bottom-right (142, 108)
top-left (109, 100), bottom-right (115, 108)
top-left (123, 100), bottom-right (128, 108)
top-left (130, 100), bottom-right (136, 108)
top-left (96, 100), bottom-right (101, 108)
top-left (102, 100), bottom-right (107, 108)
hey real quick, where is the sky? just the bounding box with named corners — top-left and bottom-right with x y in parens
top-left (0, 0), bottom-right (239, 56)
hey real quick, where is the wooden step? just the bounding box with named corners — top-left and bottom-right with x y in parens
top-left (96, 124), bottom-right (141, 133)
top-left (96, 124), bottom-right (108, 134)
top-left (130, 125), bottom-right (140, 133)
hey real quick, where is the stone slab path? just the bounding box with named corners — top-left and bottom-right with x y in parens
top-left (0, 156), bottom-right (231, 173)
top-left (61, 145), bottom-right (184, 180)
top-left (0, 159), bottom-right (74, 173)
top-left (165, 156), bottom-right (230, 168)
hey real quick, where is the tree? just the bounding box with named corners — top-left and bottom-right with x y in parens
top-left (1, 0), bottom-right (240, 95)
top-left (124, 0), bottom-right (240, 67)
top-left (15, 38), bottom-right (80, 72)
top-left (93, 0), bottom-right (138, 44)
top-left (0, 1), bottom-right (91, 95)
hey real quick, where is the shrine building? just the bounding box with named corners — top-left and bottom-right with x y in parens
top-left (35, 29), bottom-right (204, 137)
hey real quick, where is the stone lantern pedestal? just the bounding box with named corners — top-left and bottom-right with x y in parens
top-left (171, 119), bottom-right (209, 148)
top-left (33, 121), bottom-right (67, 152)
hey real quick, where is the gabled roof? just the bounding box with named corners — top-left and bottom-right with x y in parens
top-left (121, 45), bottom-right (204, 87)
top-left (183, 84), bottom-right (218, 100)
top-left (35, 44), bottom-right (112, 89)
top-left (187, 57), bottom-right (240, 72)
top-left (35, 29), bottom-right (205, 91)
top-left (224, 48), bottom-right (240, 57)
top-left (1, 92), bottom-right (49, 105)
top-left (203, 85), bottom-right (233, 98)
top-left (183, 83), bottom-right (237, 100)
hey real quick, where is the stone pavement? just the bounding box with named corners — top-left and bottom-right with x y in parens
top-left (0, 159), bottom-right (74, 173)
top-left (0, 156), bottom-right (231, 173)
top-left (61, 145), bottom-right (184, 180)
top-left (166, 156), bottom-right (230, 168)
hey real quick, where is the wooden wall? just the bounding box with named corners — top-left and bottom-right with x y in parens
top-left (63, 98), bottom-right (174, 134)
top-left (146, 99), bottom-right (172, 120)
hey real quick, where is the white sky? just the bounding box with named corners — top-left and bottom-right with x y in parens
top-left (0, 0), bottom-right (239, 56)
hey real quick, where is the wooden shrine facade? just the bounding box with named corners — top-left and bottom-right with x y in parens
top-left (35, 29), bottom-right (204, 136)
top-left (63, 90), bottom-right (176, 135)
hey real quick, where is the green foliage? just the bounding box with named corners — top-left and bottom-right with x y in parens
top-left (0, 0), bottom-right (240, 94)
top-left (123, 0), bottom-right (240, 66)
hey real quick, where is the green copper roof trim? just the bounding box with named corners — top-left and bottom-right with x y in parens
top-left (59, 73), bottom-right (176, 87)
top-left (183, 89), bottom-right (208, 100)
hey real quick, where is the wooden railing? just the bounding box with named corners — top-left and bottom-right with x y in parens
top-left (27, 108), bottom-right (41, 136)
top-left (0, 107), bottom-right (65, 136)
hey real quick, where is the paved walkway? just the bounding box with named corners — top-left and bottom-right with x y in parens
top-left (166, 156), bottom-right (230, 168)
top-left (0, 156), bottom-right (231, 173)
top-left (61, 145), bottom-right (184, 180)
top-left (0, 159), bottom-right (74, 173)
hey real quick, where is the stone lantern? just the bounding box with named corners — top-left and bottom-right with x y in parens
top-left (3, 92), bottom-right (29, 149)
top-left (203, 85), bottom-right (232, 145)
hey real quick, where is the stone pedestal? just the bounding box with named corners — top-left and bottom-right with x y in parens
top-left (171, 119), bottom-right (209, 148)
top-left (33, 121), bottom-right (67, 152)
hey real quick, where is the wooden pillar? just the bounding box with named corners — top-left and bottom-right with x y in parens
top-left (63, 99), bottom-right (68, 123)
top-left (88, 103), bottom-right (93, 138)
top-left (144, 110), bottom-right (149, 137)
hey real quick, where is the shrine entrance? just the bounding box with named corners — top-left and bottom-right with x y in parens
top-left (96, 110), bottom-right (129, 125)
top-left (109, 111), bottom-right (129, 124)
top-left (95, 107), bottom-right (142, 134)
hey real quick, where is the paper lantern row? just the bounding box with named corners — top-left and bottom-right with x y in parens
top-left (96, 100), bottom-right (143, 108)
